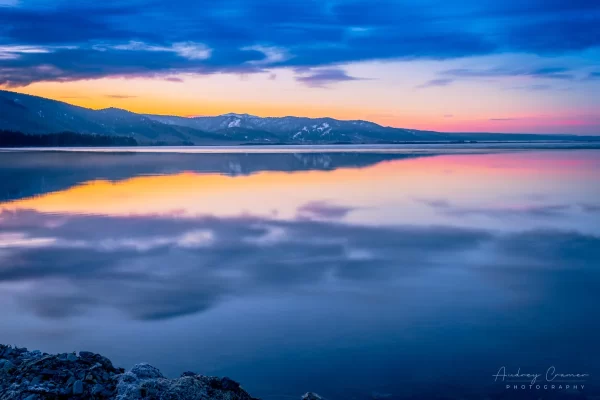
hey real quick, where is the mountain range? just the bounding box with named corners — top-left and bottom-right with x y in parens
top-left (0, 89), bottom-right (596, 145)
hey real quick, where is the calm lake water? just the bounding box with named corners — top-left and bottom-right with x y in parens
top-left (1, 147), bottom-right (599, 399)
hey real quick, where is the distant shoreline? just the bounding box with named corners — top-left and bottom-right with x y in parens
top-left (2, 142), bottom-right (600, 154)
top-left (2, 129), bottom-right (600, 152)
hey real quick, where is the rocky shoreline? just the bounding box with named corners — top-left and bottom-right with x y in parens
top-left (0, 345), bottom-right (321, 400)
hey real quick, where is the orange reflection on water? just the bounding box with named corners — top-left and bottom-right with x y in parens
top-left (1, 151), bottom-right (598, 221)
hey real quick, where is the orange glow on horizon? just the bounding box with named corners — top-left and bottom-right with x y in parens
top-left (12, 83), bottom-right (376, 123)
top-left (7, 85), bottom-right (538, 133)
top-left (5, 78), bottom-right (598, 135)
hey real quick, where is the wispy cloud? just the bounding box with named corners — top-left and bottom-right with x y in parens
top-left (296, 200), bottom-right (355, 220)
top-left (109, 41), bottom-right (212, 61)
top-left (296, 68), bottom-right (364, 88)
top-left (0, 45), bottom-right (55, 60)
top-left (584, 71), bottom-right (600, 80)
top-left (580, 203), bottom-right (600, 213)
top-left (243, 45), bottom-right (292, 65)
top-left (164, 77), bottom-right (183, 83)
top-left (416, 78), bottom-right (453, 89)
top-left (509, 84), bottom-right (552, 91)
top-left (441, 66), bottom-right (576, 80)
top-left (415, 197), bottom-right (573, 217)
top-left (104, 94), bottom-right (138, 99)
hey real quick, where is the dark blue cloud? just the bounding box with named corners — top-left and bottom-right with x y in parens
top-left (504, 16), bottom-right (600, 54)
top-left (0, 4), bottom-right (139, 44)
top-left (0, 0), bottom-right (598, 86)
top-left (0, 46), bottom-right (264, 86)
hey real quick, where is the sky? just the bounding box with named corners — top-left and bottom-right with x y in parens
top-left (0, 0), bottom-right (599, 134)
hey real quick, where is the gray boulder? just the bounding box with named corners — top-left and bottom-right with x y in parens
top-left (72, 380), bottom-right (84, 395)
top-left (116, 363), bottom-right (258, 400)
top-left (302, 393), bottom-right (323, 400)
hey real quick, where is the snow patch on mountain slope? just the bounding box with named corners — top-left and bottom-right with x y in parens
top-left (292, 126), bottom-right (310, 140)
top-left (316, 123), bottom-right (329, 131)
top-left (317, 123), bottom-right (331, 136)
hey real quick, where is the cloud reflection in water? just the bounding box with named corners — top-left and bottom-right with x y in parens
top-left (0, 208), bottom-right (598, 324)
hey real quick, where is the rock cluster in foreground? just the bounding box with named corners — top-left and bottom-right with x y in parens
top-left (0, 344), bottom-right (285, 400)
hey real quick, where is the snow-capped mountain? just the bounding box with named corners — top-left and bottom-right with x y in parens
top-left (1, 90), bottom-right (593, 145)
top-left (144, 113), bottom-right (447, 142)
